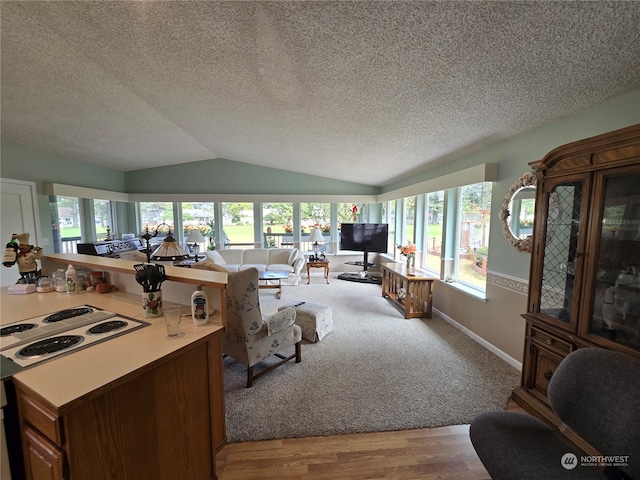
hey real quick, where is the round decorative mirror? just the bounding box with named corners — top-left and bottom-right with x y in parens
top-left (500, 172), bottom-right (537, 253)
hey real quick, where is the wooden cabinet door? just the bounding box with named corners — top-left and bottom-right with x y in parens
top-left (580, 164), bottom-right (640, 354)
top-left (529, 173), bottom-right (591, 333)
top-left (23, 426), bottom-right (65, 480)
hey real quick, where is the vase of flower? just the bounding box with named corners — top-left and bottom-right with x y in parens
top-left (398, 242), bottom-right (417, 271)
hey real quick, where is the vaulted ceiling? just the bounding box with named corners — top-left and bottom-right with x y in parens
top-left (2, 1), bottom-right (639, 187)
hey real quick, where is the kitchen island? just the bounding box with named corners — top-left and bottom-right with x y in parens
top-left (1, 254), bottom-right (228, 480)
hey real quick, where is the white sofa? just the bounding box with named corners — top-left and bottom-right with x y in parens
top-left (203, 248), bottom-right (306, 285)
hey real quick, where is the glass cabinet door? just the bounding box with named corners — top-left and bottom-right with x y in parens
top-left (586, 167), bottom-right (640, 350)
top-left (535, 177), bottom-right (588, 331)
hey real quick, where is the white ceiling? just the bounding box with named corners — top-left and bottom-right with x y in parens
top-left (2, 1), bottom-right (639, 187)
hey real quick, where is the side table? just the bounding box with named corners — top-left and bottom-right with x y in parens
top-left (381, 264), bottom-right (436, 319)
top-left (306, 261), bottom-right (330, 284)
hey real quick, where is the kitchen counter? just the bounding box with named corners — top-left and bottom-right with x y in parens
top-left (2, 253), bottom-right (228, 480)
top-left (1, 289), bottom-right (223, 413)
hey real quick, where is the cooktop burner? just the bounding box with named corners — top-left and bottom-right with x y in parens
top-left (17, 335), bottom-right (84, 359)
top-left (43, 307), bottom-right (93, 323)
top-left (1, 306), bottom-right (149, 369)
top-left (87, 320), bottom-right (127, 335)
top-left (1, 323), bottom-right (37, 336)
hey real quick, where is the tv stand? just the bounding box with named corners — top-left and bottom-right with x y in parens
top-left (337, 272), bottom-right (382, 284)
top-left (339, 251), bottom-right (382, 284)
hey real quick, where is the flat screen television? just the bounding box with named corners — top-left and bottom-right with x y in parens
top-left (340, 223), bottom-right (388, 270)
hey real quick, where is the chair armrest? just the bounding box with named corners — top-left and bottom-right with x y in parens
top-left (264, 307), bottom-right (296, 335)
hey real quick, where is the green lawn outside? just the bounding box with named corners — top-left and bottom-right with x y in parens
top-left (61, 227), bottom-right (108, 238)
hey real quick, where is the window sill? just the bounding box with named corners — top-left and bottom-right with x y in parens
top-left (442, 280), bottom-right (488, 302)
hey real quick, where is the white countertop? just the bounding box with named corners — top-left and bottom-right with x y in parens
top-left (1, 253), bottom-right (227, 414)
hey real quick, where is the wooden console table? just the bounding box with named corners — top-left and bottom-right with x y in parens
top-left (381, 264), bottom-right (436, 319)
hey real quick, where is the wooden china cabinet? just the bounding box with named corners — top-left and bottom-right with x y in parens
top-left (513, 124), bottom-right (640, 432)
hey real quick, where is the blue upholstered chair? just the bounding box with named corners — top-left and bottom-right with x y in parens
top-left (470, 348), bottom-right (640, 480)
top-left (223, 268), bottom-right (302, 387)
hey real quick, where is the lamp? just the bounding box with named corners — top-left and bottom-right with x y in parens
top-left (150, 224), bottom-right (189, 262)
top-left (308, 228), bottom-right (325, 262)
top-left (186, 229), bottom-right (205, 261)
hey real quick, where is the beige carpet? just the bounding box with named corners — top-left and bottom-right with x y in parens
top-left (223, 274), bottom-right (520, 443)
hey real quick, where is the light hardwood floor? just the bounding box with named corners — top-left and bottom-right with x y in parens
top-left (216, 401), bottom-right (525, 479)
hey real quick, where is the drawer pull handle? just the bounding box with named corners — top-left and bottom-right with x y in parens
top-left (546, 339), bottom-right (553, 345)
top-left (544, 371), bottom-right (553, 381)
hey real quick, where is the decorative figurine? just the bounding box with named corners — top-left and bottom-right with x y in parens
top-left (2, 233), bottom-right (43, 283)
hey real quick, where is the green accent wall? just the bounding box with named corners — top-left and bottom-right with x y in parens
top-left (0, 139), bottom-right (127, 192)
top-left (124, 158), bottom-right (378, 195)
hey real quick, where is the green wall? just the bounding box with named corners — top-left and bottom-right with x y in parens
top-left (0, 140), bottom-right (127, 191)
top-left (2, 90), bottom-right (639, 282)
top-left (125, 158), bottom-right (378, 195)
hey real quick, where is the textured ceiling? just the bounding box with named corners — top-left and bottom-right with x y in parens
top-left (2, 1), bottom-right (640, 187)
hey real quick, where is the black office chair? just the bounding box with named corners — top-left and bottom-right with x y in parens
top-left (470, 348), bottom-right (640, 480)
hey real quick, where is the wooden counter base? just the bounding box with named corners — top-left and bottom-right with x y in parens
top-left (2, 253), bottom-right (228, 480)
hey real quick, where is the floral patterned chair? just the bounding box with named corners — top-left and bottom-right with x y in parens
top-left (224, 268), bottom-right (302, 387)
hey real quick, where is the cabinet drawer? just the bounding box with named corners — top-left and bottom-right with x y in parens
top-left (23, 426), bottom-right (65, 480)
top-left (527, 341), bottom-right (566, 404)
top-left (530, 326), bottom-right (573, 355)
top-left (19, 394), bottom-right (63, 445)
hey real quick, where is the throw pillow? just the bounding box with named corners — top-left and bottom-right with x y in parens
top-left (205, 250), bottom-right (226, 264)
top-left (119, 250), bottom-right (148, 262)
top-left (288, 248), bottom-right (299, 265)
top-left (293, 256), bottom-right (305, 272)
top-left (192, 260), bottom-right (228, 273)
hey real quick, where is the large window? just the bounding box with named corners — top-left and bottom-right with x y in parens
top-left (423, 191), bottom-right (444, 275)
top-left (140, 202), bottom-right (174, 230)
top-left (221, 202), bottom-right (254, 248)
top-left (93, 199), bottom-right (114, 240)
top-left (455, 182), bottom-right (492, 290)
top-left (300, 202), bottom-right (330, 250)
top-left (56, 196), bottom-right (81, 253)
top-left (263, 202), bottom-right (293, 248)
top-left (182, 202), bottom-right (215, 251)
top-left (382, 201), bottom-right (396, 255)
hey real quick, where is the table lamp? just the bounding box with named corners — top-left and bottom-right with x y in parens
top-left (150, 224), bottom-right (190, 262)
top-left (308, 228), bottom-right (325, 262)
top-left (186, 229), bottom-right (205, 261)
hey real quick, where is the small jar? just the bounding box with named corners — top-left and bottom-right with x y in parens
top-left (37, 277), bottom-right (55, 293)
top-left (54, 269), bottom-right (66, 292)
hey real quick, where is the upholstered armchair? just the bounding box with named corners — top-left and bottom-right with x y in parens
top-left (224, 268), bottom-right (302, 387)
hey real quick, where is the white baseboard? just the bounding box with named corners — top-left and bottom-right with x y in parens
top-left (434, 307), bottom-right (522, 371)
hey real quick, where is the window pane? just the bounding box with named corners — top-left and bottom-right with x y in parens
top-left (301, 202), bottom-right (330, 252)
top-left (381, 201), bottom-right (396, 254)
top-left (93, 199), bottom-right (113, 240)
top-left (401, 196), bottom-right (416, 255)
top-left (457, 182), bottom-right (491, 290)
top-left (139, 202), bottom-right (174, 251)
top-left (424, 191), bottom-right (444, 275)
top-left (337, 203), bottom-right (363, 224)
top-left (182, 202), bottom-right (215, 251)
top-left (57, 196), bottom-right (81, 253)
top-left (263, 202), bottom-right (293, 248)
top-left (140, 202), bottom-right (174, 230)
top-left (221, 202), bottom-right (254, 248)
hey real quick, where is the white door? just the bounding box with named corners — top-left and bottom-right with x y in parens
top-left (1, 179), bottom-right (41, 287)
